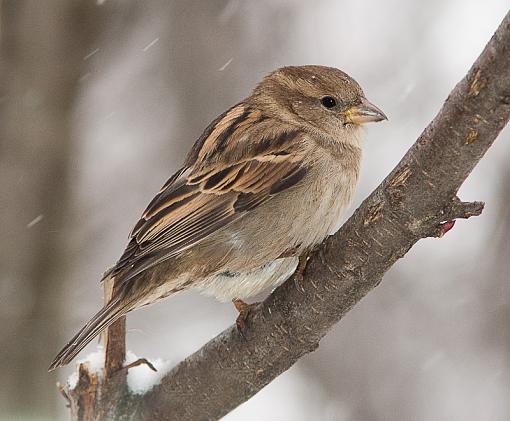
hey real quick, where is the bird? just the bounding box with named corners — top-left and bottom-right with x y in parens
top-left (49, 65), bottom-right (386, 370)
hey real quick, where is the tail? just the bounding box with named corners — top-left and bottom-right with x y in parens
top-left (48, 297), bottom-right (129, 371)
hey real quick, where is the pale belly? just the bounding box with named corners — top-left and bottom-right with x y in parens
top-left (195, 257), bottom-right (299, 301)
top-left (192, 154), bottom-right (359, 301)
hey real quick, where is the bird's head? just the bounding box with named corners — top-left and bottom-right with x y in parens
top-left (252, 65), bottom-right (387, 148)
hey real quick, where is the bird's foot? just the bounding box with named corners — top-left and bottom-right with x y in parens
top-left (293, 249), bottom-right (314, 293)
top-left (232, 299), bottom-right (259, 339)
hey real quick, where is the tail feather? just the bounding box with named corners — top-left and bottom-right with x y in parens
top-left (48, 298), bottom-right (128, 371)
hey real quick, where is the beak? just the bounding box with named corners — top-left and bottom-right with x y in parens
top-left (344, 98), bottom-right (387, 125)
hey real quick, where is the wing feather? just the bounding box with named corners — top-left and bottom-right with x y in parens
top-left (111, 104), bottom-right (308, 284)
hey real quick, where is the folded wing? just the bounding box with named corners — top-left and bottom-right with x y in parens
top-left (112, 103), bottom-right (308, 285)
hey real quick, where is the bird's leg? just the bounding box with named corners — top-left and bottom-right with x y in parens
top-left (232, 247), bottom-right (315, 337)
top-left (293, 248), bottom-right (313, 293)
top-left (232, 298), bottom-right (259, 339)
top-left (297, 251), bottom-right (310, 275)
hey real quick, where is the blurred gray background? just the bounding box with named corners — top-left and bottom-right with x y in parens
top-left (1, 1), bottom-right (509, 420)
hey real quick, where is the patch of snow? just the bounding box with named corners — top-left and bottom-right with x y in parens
top-left (65, 346), bottom-right (173, 393)
top-left (67, 346), bottom-right (105, 389)
top-left (67, 372), bottom-right (78, 390)
top-left (125, 350), bottom-right (174, 394)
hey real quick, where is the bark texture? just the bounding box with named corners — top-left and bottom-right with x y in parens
top-left (68, 10), bottom-right (510, 421)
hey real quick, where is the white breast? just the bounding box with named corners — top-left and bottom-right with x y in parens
top-left (196, 257), bottom-right (299, 301)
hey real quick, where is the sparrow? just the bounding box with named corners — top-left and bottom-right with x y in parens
top-left (49, 65), bottom-right (386, 370)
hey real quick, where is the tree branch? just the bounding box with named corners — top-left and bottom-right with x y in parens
top-left (70, 10), bottom-right (510, 421)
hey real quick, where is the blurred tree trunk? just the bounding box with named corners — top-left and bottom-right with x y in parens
top-left (0, 1), bottom-right (99, 418)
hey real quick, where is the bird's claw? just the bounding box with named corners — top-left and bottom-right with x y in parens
top-left (232, 299), bottom-right (259, 339)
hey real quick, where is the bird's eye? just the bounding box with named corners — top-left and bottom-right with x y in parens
top-left (320, 96), bottom-right (337, 109)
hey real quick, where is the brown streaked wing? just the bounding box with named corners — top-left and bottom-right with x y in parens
top-left (111, 107), bottom-right (307, 286)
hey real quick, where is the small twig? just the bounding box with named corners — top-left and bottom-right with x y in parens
top-left (117, 358), bottom-right (158, 373)
top-left (448, 199), bottom-right (485, 219)
top-left (431, 199), bottom-right (485, 237)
